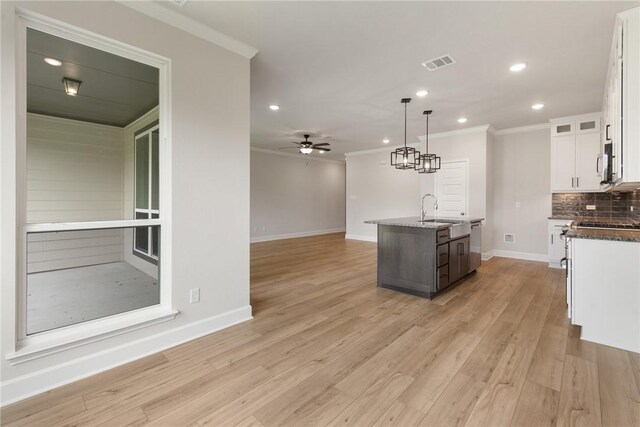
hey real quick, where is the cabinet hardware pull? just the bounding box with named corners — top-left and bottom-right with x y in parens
top-left (606, 124), bottom-right (611, 141)
top-left (577, 177), bottom-right (579, 187)
top-left (572, 177), bottom-right (575, 188)
top-left (596, 155), bottom-right (602, 174)
top-left (551, 234), bottom-right (554, 244)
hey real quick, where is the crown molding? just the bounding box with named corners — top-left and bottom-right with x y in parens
top-left (415, 124), bottom-right (492, 142)
top-left (118, 1), bottom-right (258, 59)
top-left (548, 112), bottom-right (601, 124)
top-left (494, 123), bottom-right (550, 135)
top-left (251, 147), bottom-right (345, 164)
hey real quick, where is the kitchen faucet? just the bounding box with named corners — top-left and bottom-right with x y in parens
top-left (421, 193), bottom-right (438, 221)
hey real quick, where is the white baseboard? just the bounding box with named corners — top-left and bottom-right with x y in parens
top-left (344, 234), bottom-right (377, 242)
top-left (481, 251), bottom-right (494, 261)
top-left (250, 228), bottom-right (345, 243)
top-left (492, 250), bottom-right (548, 262)
top-left (0, 305), bottom-right (253, 407)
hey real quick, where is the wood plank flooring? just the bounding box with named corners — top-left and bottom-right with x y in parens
top-left (2, 233), bottom-right (639, 426)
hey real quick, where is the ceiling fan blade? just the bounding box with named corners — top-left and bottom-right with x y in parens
top-left (312, 143), bottom-right (330, 147)
top-left (278, 147), bottom-right (301, 150)
top-left (316, 148), bottom-right (331, 152)
top-left (291, 141), bottom-right (302, 145)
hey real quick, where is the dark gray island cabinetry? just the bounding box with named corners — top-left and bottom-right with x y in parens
top-left (365, 217), bottom-right (483, 299)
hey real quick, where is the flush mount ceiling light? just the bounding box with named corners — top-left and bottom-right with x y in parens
top-left (300, 147), bottom-right (313, 154)
top-left (383, 139), bottom-right (390, 144)
top-left (510, 63), bottom-right (527, 72)
top-left (44, 57), bottom-right (62, 66)
top-left (531, 103), bottom-right (544, 110)
top-left (415, 110), bottom-right (441, 174)
top-left (416, 90), bottom-right (428, 97)
top-left (269, 104), bottom-right (280, 111)
top-left (390, 98), bottom-right (420, 170)
top-left (62, 77), bottom-right (81, 96)
top-left (457, 117), bottom-right (468, 124)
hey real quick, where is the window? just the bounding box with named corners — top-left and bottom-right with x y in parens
top-left (134, 125), bottom-right (160, 262)
top-left (13, 15), bottom-right (173, 354)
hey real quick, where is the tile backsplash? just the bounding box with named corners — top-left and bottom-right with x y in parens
top-left (552, 191), bottom-right (640, 219)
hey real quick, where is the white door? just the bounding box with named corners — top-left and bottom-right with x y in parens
top-left (435, 160), bottom-right (468, 218)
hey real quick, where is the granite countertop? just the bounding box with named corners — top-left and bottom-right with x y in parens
top-left (364, 216), bottom-right (484, 229)
top-left (563, 217), bottom-right (640, 242)
top-left (567, 227), bottom-right (640, 242)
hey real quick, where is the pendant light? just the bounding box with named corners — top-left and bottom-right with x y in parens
top-left (415, 110), bottom-right (441, 174)
top-left (390, 98), bottom-right (420, 170)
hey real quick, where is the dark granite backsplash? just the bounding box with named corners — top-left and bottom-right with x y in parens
top-left (552, 191), bottom-right (640, 219)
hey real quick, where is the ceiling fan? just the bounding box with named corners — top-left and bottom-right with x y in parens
top-left (279, 134), bottom-right (331, 154)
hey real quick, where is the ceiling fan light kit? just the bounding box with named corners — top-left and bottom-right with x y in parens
top-left (415, 110), bottom-right (441, 174)
top-left (278, 134), bottom-right (331, 155)
top-left (390, 98), bottom-right (421, 170)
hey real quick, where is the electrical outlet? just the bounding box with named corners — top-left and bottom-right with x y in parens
top-left (515, 201), bottom-right (521, 208)
top-left (586, 205), bottom-right (596, 210)
top-left (631, 206), bottom-right (634, 212)
top-left (190, 288), bottom-right (200, 304)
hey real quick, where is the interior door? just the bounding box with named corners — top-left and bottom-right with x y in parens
top-left (435, 161), bottom-right (468, 218)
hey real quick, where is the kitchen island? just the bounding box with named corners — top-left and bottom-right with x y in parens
top-left (365, 216), bottom-right (483, 299)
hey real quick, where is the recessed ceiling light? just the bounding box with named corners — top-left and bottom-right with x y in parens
top-left (510, 63), bottom-right (527, 72)
top-left (531, 103), bottom-right (544, 110)
top-left (269, 105), bottom-right (280, 111)
top-left (383, 139), bottom-right (390, 144)
top-left (44, 57), bottom-right (62, 67)
top-left (457, 117), bottom-right (468, 123)
top-left (416, 90), bottom-right (428, 97)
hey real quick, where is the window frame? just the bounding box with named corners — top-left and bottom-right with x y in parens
top-left (11, 10), bottom-right (174, 360)
top-left (133, 122), bottom-right (160, 264)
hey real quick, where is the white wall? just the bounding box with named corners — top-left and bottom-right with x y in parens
top-left (346, 127), bottom-right (491, 249)
top-left (26, 114), bottom-right (125, 273)
top-left (345, 149), bottom-right (421, 241)
top-left (1, 0), bottom-right (251, 405)
top-left (250, 149), bottom-right (346, 242)
top-left (492, 128), bottom-right (551, 257)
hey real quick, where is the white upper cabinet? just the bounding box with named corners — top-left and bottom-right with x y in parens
top-left (550, 113), bottom-right (602, 192)
top-left (602, 7), bottom-right (640, 189)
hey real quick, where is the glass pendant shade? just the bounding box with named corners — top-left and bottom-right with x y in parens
top-left (390, 98), bottom-right (420, 170)
top-left (415, 110), bottom-right (441, 174)
top-left (62, 77), bottom-right (81, 96)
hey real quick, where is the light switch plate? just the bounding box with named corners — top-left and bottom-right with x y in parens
top-left (190, 288), bottom-right (200, 304)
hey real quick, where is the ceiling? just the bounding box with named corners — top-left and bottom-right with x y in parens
top-left (159, 0), bottom-right (637, 159)
top-left (27, 28), bottom-right (159, 127)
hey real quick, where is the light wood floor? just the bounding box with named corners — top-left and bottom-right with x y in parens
top-left (2, 233), bottom-right (639, 426)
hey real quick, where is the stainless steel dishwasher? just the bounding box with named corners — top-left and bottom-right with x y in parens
top-left (469, 221), bottom-right (482, 272)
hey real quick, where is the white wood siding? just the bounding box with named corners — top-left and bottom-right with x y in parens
top-left (26, 114), bottom-right (125, 273)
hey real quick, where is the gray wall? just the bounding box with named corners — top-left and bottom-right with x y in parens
top-left (2, 0), bottom-right (250, 403)
top-left (492, 128), bottom-right (551, 256)
top-left (250, 149), bottom-right (346, 241)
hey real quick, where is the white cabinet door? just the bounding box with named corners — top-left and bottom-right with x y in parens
top-left (548, 220), bottom-right (568, 268)
top-left (576, 131), bottom-right (602, 191)
top-left (551, 135), bottom-right (576, 191)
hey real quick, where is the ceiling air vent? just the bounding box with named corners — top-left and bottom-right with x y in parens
top-left (421, 54), bottom-right (456, 71)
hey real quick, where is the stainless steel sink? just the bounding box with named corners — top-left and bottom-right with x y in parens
top-left (450, 223), bottom-right (471, 238)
